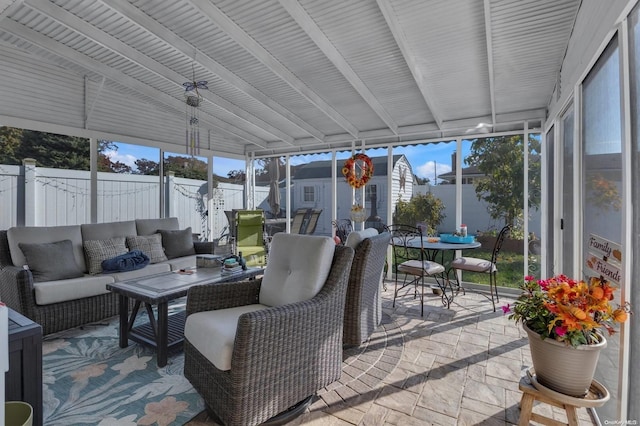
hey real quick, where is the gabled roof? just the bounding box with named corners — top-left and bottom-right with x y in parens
top-left (293, 155), bottom-right (405, 180)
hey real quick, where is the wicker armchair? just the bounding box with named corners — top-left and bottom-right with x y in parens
top-left (343, 231), bottom-right (391, 346)
top-left (183, 234), bottom-right (354, 426)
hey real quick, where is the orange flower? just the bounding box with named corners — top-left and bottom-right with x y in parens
top-left (507, 274), bottom-right (632, 347)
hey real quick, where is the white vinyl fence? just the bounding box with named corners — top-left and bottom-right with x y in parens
top-left (0, 163), bottom-right (259, 241)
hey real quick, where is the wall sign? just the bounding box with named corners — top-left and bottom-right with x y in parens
top-left (585, 234), bottom-right (622, 285)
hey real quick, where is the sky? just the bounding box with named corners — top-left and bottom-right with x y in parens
top-left (106, 139), bottom-right (473, 184)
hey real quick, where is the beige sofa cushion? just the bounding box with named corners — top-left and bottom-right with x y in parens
top-left (185, 304), bottom-right (268, 371)
top-left (259, 234), bottom-right (335, 307)
top-left (7, 225), bottom-right (86, 271)
top-left (81, 220), bottom-right (137, 242)
top-left (34, 274), bottom-right (114, 305)
top-left (136, 217), bottom-right (179, 236)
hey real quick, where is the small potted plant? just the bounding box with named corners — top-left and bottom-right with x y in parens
top-left (504, 274), bottom-right (631, 397)
top-left (350, 203), bottom-right (366, 223)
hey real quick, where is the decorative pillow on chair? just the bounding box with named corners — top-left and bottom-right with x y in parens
top-left (126, 234), bottom-right (168, 264)
top-left (345, 227), bottom-right (379, 249)
top-left (19, 239), bottom-right (84, 282)
top-left (259, 233), bottom-right (335, 307)
top-left (84, 237), bottom-right (128, 275)
top-left (158, 227), bottom-right (196, 259)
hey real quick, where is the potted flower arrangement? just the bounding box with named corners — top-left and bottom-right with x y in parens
top-left (504, 274), bottom-right (631, 397)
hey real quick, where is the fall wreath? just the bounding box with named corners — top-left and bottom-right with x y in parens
top-left (342, 153), bottom-right (374, 189)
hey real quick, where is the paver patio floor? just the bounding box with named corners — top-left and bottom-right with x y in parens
top-left (188, 281), bottom-right (597, 425)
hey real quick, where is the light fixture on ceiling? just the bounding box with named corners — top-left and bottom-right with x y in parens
top-left (183, 65), bottom-right (208, 156)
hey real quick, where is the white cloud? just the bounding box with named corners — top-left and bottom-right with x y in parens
top-left (105, 150), bottom-right (138, 169)
top-left (416, 160), bottom-right (452, 183)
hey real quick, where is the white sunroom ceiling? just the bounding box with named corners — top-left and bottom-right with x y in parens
top-left (0, 0), bottom-right (581, 158)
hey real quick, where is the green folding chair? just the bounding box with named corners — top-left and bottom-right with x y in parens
top-left (235, 210), bottom-right (267, 266)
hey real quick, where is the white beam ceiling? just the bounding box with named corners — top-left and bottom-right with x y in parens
top-left (187, 0), bottom-right (360, 138)
top-left (101, 0), bottom-right (326, 144)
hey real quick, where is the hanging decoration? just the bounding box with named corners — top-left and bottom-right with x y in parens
top-left (183, 66), bottom-right (208, 157)
top-left (342, 153), bottom-right (374, 189)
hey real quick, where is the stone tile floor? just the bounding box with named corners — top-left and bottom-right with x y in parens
top-left (188, 282), bottom-right (598, 425)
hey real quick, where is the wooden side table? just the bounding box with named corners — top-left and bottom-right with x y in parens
top-left (518, 369), bottom-right (609, 426)
top-left (6, 308), bottom-right (43, 426)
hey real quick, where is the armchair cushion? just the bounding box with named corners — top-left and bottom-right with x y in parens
top-left (259, 234), bottom-right (335, 307)
top-left (345, 228), bottom-right (378, 249)
top-left (184, 304), bottom-right (268, 371)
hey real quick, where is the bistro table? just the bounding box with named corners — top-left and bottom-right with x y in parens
top-left (397, 237), bottom-right (481, 308)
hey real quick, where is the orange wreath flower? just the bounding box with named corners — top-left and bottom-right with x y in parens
top-left (342, 153), bottom-right (374, 189)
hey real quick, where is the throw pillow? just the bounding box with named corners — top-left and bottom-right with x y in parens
top-left (18, 240), bottom-right (84, 282)
top-left (84, 237), bottom-right (128, 275)
top-left (126, 234), bottom-right (168, 264)
top-left (159, 227), bottom-right (196, 259)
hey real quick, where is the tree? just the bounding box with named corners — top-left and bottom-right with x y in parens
top-left (134, 158), bottom-right (160, 175)
top-left (393, 192), bottom-right (445, 235)
top-left (227, 169), bottom-right (246, 182)
top-left (17, 130), bottom-right (90, 170)
top-left (0, 126), bottom-right (23, 165)
top-left (464, 135), bottom-right (541, 228)
top-left (164, 155), bottom-right (208, 180)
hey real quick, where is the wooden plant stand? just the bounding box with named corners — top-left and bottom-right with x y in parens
top-left (518, 368), bottom-right (609, 426)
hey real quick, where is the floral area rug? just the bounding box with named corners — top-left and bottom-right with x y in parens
top-left (42, 304), bottom-right (204, 426)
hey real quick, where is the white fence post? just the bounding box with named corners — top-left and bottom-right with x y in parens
top-left (167, 171), bottom-right (176, 218)
top-left (23, 158), bottom-right (36, 226)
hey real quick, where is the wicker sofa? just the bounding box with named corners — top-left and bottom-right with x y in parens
top-left (0, 217), bottom-right (214, 335)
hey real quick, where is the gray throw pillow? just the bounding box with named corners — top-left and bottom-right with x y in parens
top-left (84, 237), bottom-right (128, 275)
top-left (126, 234), bottom-right (168, 264)
top-left (159, 227), bottom-right (196, 259)
top-left (19, 240), bottom-right (84, 282)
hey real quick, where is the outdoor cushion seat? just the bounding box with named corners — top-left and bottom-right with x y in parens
top-left (34, 274), bottom-right (114, 305)
top-left (450, 257), bottom-right (496, 273)
top-left (398, 259), bottom-right (446, 275)
top-left (184, 304), bottom-right (268, 370)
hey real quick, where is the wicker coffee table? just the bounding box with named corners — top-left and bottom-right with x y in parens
top-left (107, 267), bottom-right (263, 367)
